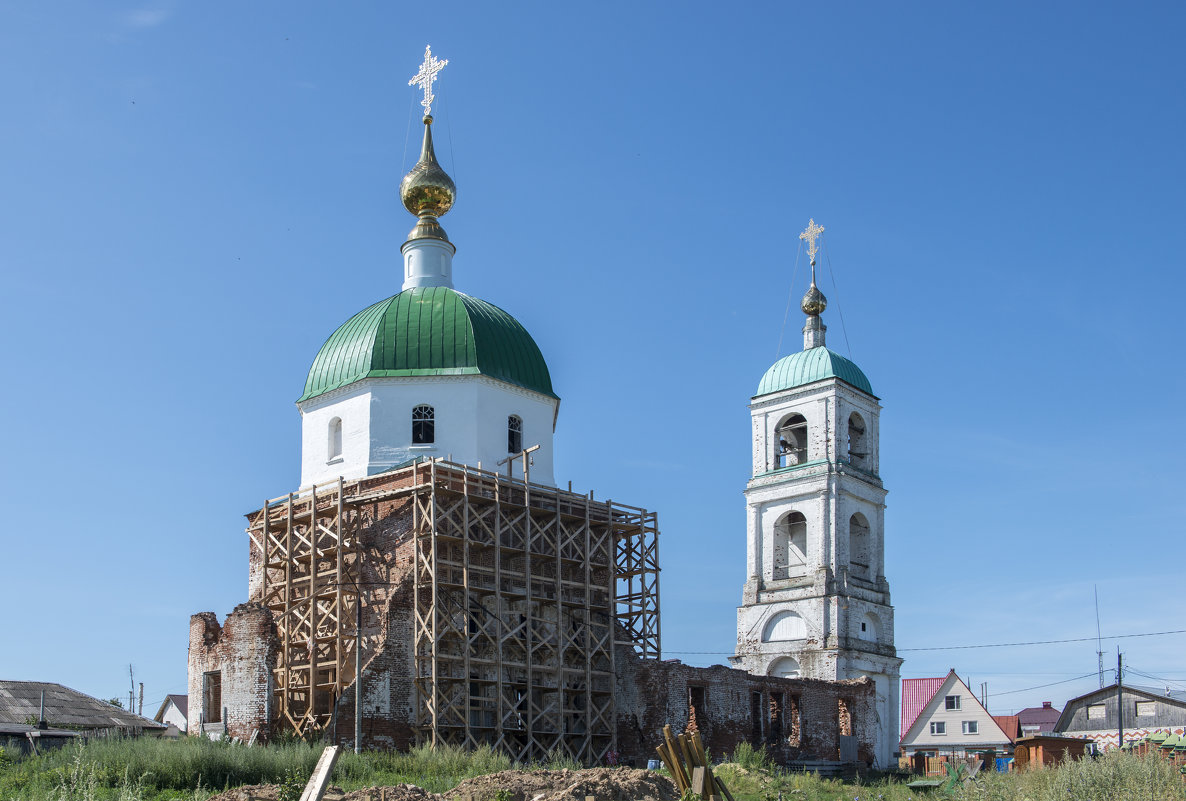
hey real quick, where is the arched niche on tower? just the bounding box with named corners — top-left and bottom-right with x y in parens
top-left (848, 512), bottom-right (871, 579)
top-left (773, 413), bottom-right (808, 469)
top-left (846, 412), bottom-right (868, 469)
top-left (856, 611), bottom-right (880, 644)
top-left (771, 511), bottom-right (808, 580)
top-left (838, 395), bottom-right (880, 475)
top-left (762, 611), bottom-right (807, 642)
top-left (767, 656), bottom-right (801, 679)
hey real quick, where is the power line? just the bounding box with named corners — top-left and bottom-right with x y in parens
top-left (665, 627), bottom-right (1186, 658)
top-left (898, 628), bottom-right (1186, 653)
top-left (986, 672), bottom-right (1099, 700)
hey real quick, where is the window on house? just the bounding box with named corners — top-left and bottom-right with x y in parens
top-left (412, 405), bottom-right (435, 444)
top-left (507, 415), bottom-right (523, 454)
top-left (772, 511), bottom-right (808, 580)
top-left (962, 720), bottom-right (978, 735)
top-left (328, 417), bottom-right (343, 460)
top-left (945, 695), bottom-right (961, 710)
top-left (774, 414), bottom-right (808, 468)
top-left (1136, 701), bottom-right (1156, 717)
top-left (1087, 704), bottom-right (1107, 720)
top-left (847, 412), bottom-right (868, 468)
top-left (849, 513), bottom-right (870, 578)
top-left (930, 721), bottom-right (946, 735)
top-left (202, 671), bottom-right (222, 724)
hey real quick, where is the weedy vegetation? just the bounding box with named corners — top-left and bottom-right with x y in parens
top-left (0, 735), bottom-right (1182, 800)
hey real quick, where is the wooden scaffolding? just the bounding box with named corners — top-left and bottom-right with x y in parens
top-left (252, 459), bottom-right (660, 760)
top-left (251, 479), bottom-right (363, 737)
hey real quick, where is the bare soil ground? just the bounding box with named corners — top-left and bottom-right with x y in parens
top-left (206, 767), bottom-right (678, 801)
top-left (447, 767), bottom-right (678, 801)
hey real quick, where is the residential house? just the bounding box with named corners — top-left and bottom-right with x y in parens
top-left (153, 694), bottom-right (188, 735)
top-left (0, 680), bottom-right (166, 737)
top-left (900, 670), bottom-right (1013, 759)
top-left (1056, 683), bottom-right (1186, 750)
top-left (1017, 701), bottom-right (1060, 736)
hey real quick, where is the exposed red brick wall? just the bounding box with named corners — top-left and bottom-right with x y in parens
top-left (614, 653), bottom-right (875, 766)
top-left (187, 603), bottom-right (278, 741)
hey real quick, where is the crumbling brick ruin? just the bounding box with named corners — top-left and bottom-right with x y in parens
top-left (189, 459), bottom-right (875, 765)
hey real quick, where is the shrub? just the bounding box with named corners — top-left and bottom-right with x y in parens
top-left (729, 741), bottom-right (772, 772)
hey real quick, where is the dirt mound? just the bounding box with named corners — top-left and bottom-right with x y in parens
top-left (341, 786), bottom-right (444, 801)
top-left (207, 786), bottom-right (387, 801)
top-left (206, 786), bottom-right (281, 801)
top-left (206, 768), bottom-right (675, 801)
top-left (446, 767), bottom-right (678, 801)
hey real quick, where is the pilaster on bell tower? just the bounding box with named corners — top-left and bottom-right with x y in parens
top-left (731, 219), bottom-right (902, 768)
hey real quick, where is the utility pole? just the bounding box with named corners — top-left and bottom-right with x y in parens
top-left (1095, 586), bottom-right (1104, 688)
top-left (1116, 649), bottom-right (1124, 748)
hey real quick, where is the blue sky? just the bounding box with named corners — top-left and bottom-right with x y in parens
top-left (1, 1), bottom-right (1184, 721)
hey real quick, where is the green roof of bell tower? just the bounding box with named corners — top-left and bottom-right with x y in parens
top-left (299, 286), bottom-right (557, 403)
top-left (756, 346), bottom-right (874, 398)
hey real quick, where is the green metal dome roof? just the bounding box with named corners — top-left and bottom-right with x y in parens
top-left (756, 347), bottom-right (874, 398)
top-left (299, 286), bottom-right (556, 402)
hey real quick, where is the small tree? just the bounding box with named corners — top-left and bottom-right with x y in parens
top-left (105, 698), bottom-right (124, 709)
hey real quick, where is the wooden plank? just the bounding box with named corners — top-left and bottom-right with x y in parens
top-left (655, 744), bottom-right (685, 793)
top-left (691, 766), bottom-right (706, 797)
top-left (298, 744), bottom-right (341, 801)
top-left (663, 725), bottom-right (690, 791)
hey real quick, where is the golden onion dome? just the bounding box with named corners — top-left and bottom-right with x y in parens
top-left (399, 115), bottom-right (456, 241)
top-left (801, 281), bottom-right (828, 315)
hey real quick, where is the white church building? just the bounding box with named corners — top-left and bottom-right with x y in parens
top-left (295, 75), bottom-right (558, 491)
top-left (731, 224), bottom-right (903, 767)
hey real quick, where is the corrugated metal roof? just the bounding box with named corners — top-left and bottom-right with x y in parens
top-left (299, 287), bottom-right (556, 402)
top-left (0, 681), bottom-right (164, 731)
top-left (993, 714), bottom-right (1021, 742)
top-left (901, 677), bottom-right (946, 739)
top-left (756, 346), bottom-right (874, 398)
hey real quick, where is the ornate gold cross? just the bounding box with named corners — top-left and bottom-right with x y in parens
top-left (409, 45), bottom-right (448, 117)
top-left (799, 218), bottom-right (825, 263)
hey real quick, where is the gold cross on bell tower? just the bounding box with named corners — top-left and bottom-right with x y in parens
top-left (409, 45), bottom-right (448, 118)
top-left (799, 218), bottom-right (825, 265)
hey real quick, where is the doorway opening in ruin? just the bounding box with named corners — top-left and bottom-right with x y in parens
top-left (202, 671), bottom-right (222, 725)
top-left (769, 691), bottom-right (784, 744)
top-left (750, 691), bottom-right (762, 744)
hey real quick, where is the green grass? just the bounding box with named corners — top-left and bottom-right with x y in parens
top-left (2, 737), bottom-right (1184, 801)
top-left (0, 737), bottom-right (578, 800)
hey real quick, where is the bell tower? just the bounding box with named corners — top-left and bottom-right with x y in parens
top-left (731, 220), bottom-right (902, 767)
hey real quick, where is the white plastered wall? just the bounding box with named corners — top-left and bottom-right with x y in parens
top-left (298, 375), bottom-right (558, 488)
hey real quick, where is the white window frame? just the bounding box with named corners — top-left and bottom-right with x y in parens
top-left (962, 720), bottom-right (978, 735)
top-left (930, 721), bottom-right (946, 735)
top-left (945, 695), bottom-right (961, 710)
top-left (1135, 701), bottom-right (1156, 717)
